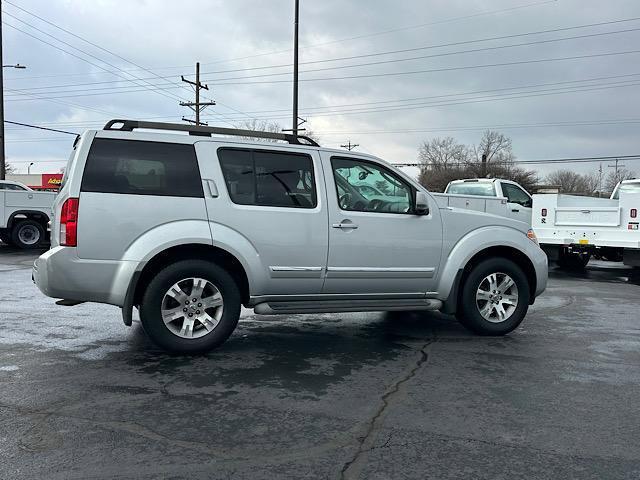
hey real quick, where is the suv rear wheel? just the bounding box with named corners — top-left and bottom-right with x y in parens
top-left (139, 260), bottom-right (241, 354)
top-left (456, 258), bottom-right (530, 336)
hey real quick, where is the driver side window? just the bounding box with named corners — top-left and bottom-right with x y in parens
top-left (502, 183), bottom-right (531, 207)
top-left (331, 157), bottom-right (412, 214)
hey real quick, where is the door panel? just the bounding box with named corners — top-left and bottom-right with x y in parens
top-left (322, 153), bottom-right (442, 294)
top-left (196, 142), bottom-right (328, 295)
top-left (501, 182), bottom-right (533, 224)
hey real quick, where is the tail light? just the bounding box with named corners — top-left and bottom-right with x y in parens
top-left (541, 208), bottom-right (547, 217)
top-left (60, 197), bottom-right (79, 246)
top-left (631, 209), bottom-right (637, 219)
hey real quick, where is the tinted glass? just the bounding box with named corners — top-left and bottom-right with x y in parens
top-left (502, 183), bottom-right (531, 206)
top-left (446, 182), bottom-right (496, 196)
top-left (1, 183), bottom-right (27, 191)
top-left (81, 138), bottom-right (203, 197)
top-left (218, 148), bottom-right (316, 208)
top-left (331, 157), bottom-right (412, 214)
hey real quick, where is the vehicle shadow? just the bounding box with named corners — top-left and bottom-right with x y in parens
top-left (112, 310), bottom-right (475, 394)
top-left (550, 262), bottom-right (640, 286)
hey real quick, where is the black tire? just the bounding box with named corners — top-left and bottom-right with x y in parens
top-left (139, 260), bottom-right (241, 354)
top-left (456, 258), bottom-right (530, 336)
top-left (11, 220), bottom-right (45, 249)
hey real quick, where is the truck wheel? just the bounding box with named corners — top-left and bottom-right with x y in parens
top-left (456, 258), bottom-right (530, 336)
top-left (11, 220), bottom-right (45, 249)
top-left (139, 260), bottom-right (241, 354)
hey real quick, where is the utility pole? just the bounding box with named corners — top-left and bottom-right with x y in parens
top-left (340, 140), bottom-right (359, 151)
top-left (598, 163), bottom-right (603, 197)
top-left (607, 158), bottom-right (625, 186)
top-left (0, 2), bottom-right (5, 180)
top-left (180, 62), bottom-right (215, 126)
top-left (292, 0), bottom-right (299, 136)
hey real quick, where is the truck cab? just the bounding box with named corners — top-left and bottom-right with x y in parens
top-left (445, 178), bottom-right (533, 224)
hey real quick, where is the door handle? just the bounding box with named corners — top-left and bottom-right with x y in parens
top-left (332, 220), bottom-right (358, 230)
top-left (511, 209), bottom-right (520, 213)
top-left (205, 179), bottom-right (219, 198)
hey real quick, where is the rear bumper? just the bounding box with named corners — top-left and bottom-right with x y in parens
top-left (33, 246), bottom-right (137, 307)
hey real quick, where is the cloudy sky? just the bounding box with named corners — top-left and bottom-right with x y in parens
top-left (3, 0), bottom-right (640, 179)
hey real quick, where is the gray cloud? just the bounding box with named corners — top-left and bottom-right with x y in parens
top-left (4, 0), bottom-right (640, 180)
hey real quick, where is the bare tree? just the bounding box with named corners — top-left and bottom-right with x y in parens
top-left (235, 119), bottom-right (320, 145)
top-left (545, 170), bottom-right (599, 195)
top-left (417, 137), bottom-right (469, 192)
top-left (605, 168), bottom-right (637, 192)
top-left (418, 137), bottom-right (468, 171)
top-left (472, 130), bottom-right (515, 164)
top-left (417, 131), bottom-right (538, 193)
top-left (5, 162), bottom-right (16, 174)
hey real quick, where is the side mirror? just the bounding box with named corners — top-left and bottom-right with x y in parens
top-left (415, 191), bottom-right (430, 215)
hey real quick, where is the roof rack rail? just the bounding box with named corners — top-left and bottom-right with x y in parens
top-left (103, 119), bottom-right (320, 147)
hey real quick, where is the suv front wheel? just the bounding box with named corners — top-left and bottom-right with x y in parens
top-left (456, 258), bottom-right (530, 336)
top-left (139, 260), bottom-right (241, 354)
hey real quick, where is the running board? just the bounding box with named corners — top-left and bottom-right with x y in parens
top-left (253, 298), bottom-right (442, 315)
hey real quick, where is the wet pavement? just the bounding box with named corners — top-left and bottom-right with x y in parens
top-left (1, 243), bottom-right (639, 479)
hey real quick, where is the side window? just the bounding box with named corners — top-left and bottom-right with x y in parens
top-left (502, 183), bottom-right (531, 207)
top-left (81, 138), bottom-right (203, 197)
top-left (4, 184), bottom-right (27, 191)
top-left (218, 148), bottom-right (317, 208)
top-left (331, 157), bottom-right (412, 214)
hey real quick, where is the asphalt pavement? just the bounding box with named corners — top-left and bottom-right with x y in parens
top-left (0, 243), bottom-right (639, 479)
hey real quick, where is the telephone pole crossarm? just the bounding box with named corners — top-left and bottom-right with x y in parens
top-left (180, 62), bottom-right (215, 126)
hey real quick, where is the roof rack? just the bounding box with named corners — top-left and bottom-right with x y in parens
top-left (103, 119), bottom-right (320, 147)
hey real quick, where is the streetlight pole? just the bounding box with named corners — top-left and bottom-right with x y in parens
top-left (0, 2), bottom-right (5, 180)
top-left (0, 0), bottom-right (25, 180)
top-left (292, 0), bottom-right (299, 136)
top-left (28, 162), bottom-right (34, 174)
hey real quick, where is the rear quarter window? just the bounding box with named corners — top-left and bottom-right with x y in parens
top-left (81, 138), bottom-right (203, 197)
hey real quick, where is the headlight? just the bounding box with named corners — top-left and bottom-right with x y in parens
top-left (527, 228), bottom-right (539, 245)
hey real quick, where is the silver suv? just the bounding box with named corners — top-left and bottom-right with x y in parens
top-left (34, 120), bottom-right (547, 353)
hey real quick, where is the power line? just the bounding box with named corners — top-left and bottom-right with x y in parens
top-left (10, 17), bottom-right (640, 93)
top-left (1, 13), bottom-right (244, 126)
top-left (395, 155), bottom-right (640, 167)
top-left (198, 49), bottom-right (640, 85)
top-left (4, 120), bottom-right (78, 135)
top-left (1, 13), bottom-right (186, 105)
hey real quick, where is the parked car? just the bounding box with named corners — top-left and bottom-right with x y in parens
top-left (445, 178), bottom-right (533, 224)
top-left (33, 120), bottom-right (547, 353)
top-left (0, 180), bottom-right (55, 249)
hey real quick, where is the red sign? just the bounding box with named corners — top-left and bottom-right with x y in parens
top-left (41, 174), bottom-right (63, 187)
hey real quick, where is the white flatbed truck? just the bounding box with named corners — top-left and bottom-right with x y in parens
top-left (0, 180), bottom-right (56, 249)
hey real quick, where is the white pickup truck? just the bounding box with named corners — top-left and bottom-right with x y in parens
top-left (533, 180), bottom-right (640, 267)
top-left (443, 177), bottom-right (640, 268)
top-left (444, 178), bottom-right (533, 224)
top-left (0, 180), bottom-right (56, 249)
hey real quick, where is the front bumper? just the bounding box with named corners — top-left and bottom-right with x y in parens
top-left (33, 246), bottom-right (137, 307)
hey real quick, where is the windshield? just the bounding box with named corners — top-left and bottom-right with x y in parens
top-left (612, 182), bottom-right (640, 199)
top-left (446, 182), bottom-right (496, 197)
